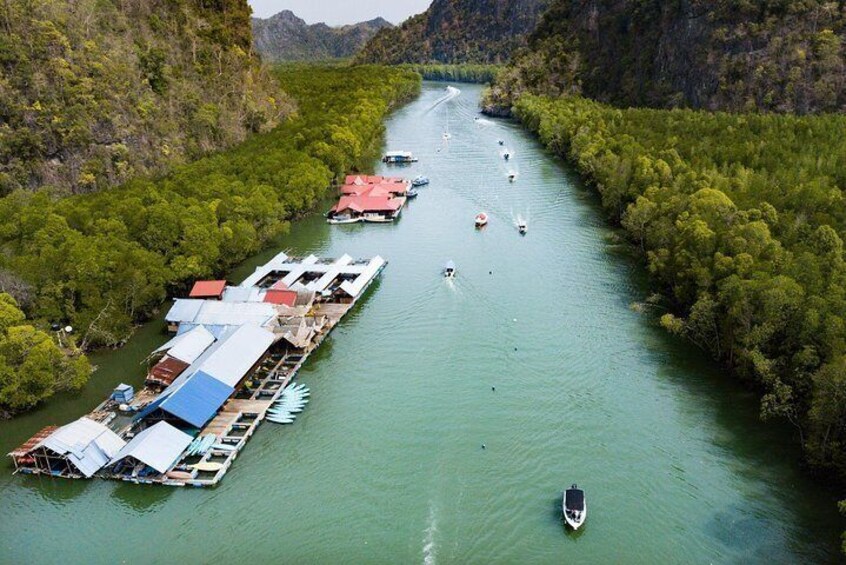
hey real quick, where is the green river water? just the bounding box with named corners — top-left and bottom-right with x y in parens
top-left (0, 83), bottom-right (842, 563)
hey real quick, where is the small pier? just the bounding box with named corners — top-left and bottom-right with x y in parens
top-left (9, 252), bottom-right (386, 487)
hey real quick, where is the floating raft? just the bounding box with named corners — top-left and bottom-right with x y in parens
top-left (9, 252), bottom-right (387, 487)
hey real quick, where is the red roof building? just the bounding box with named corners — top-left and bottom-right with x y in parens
top-left (340, 183), bottom-right (405, 197)
top-left (189, 280), bottom-right (227, 299)
top-left (344, 175), bottom-right (405, 186)
top-left (263, 281), bottom-right (298, 307)
top-left (331, 196), bottom-right (404, 215)
top-left (147, 356), bottom-right (191, 388)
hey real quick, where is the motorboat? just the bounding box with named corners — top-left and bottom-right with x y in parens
top-left (444, 260), bottom-right (456, 279)
top-left (407, 188), bottom-right (419, 199)
top-left (383, 151), bottom-right (417, 164)
top-left (518, 221), bottom-right (528, 235)
top-left (475, 212), bottom-right (489, 228)
top-left (412, 175), bottom-right (430, 187)
top-left (442, 132), bottom-right (452, 141)
top-left (327, 215), bottom-right (361, 225)
top-left (563, 484), bottom-right (587, 530)
top-left (503, 151), bottom-right (511, 161)
top-left (508, 171), bottom-right (517, 182)
top-left (498, 140), bottom-right (505, 146)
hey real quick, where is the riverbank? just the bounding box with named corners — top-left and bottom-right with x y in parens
top-left (0, 82), bottom-right (839, 562)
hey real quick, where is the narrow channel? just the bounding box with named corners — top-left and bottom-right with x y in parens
top-left (0, 83), bottom-right (840, 562)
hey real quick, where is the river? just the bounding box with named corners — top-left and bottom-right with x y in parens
top-left (0, 82), bottom-right (841, 563)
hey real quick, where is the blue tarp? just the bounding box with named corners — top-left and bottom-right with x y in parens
top-left (159, 371), bottom-right (234, 428)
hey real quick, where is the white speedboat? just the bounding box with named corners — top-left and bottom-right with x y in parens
top-left (518, 221), bottom-right (527, 235)
top-left (444, 260), bottom-right (456, 279)
top-left (563, 484), bottom-right (587, 530)
top-left (475, 212), bottom-right (488, 228)
top-left (412, 175), bottom-right (430, 187)
top-left (508, 171), bottom-right (517, 182)
top-left (327, 215), bottom-right (361, 225)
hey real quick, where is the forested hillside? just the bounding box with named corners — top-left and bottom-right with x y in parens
top-left (0, 0), bottom-right (288, 196)
top-left (486, 0), bottom-right (846, 114)
top-left (514, 95), bottom-right (846, 486)
top-left (252, 10), bottom-right (392, 62)
top-left (356, 0), bottom-right (549, 64)
top-left (0, 65), bottom-right (420, 415)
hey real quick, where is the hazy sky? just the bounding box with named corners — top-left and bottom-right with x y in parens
top-left (249, 0), bottom-right (432, 26)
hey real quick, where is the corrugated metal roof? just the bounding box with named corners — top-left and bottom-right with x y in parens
top-left (189, 280), bottom-right (226, 298)
top-left (221, 286), bottom-right (263, 303)
top-left (165, 299), bottom-right (204, 324)
top-left (36, 418), bottom-right (126, 478)
top-left (159, 371), bottom-right (234, 428)
top-left (165, 300), bottom-right (276, 328)
top-left (109, 421), bottom-right (193, 474)
top-left (147, 356), bottom-right (190, 387)
top-left (198, 325), bottom-right (276, 388)
top-left (8, 426), bottom-right (59, 457)
top-left (166, 325), bottom-right (215, 364)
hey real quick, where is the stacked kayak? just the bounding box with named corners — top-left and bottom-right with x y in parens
top-left (267, 383), bottom-right (310, 424)
top-left (186, 434), bottom-right (217, 457)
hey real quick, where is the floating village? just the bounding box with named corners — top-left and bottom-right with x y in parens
top-left (9, 246), bottom-right (386, 487)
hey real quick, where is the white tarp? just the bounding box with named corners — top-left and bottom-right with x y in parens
top-left (108, 421), bottom-right (192, 474)
top-left (37, 417), bottom-right (126, 478)
top-left (198, 325), bottom-right (276, 388)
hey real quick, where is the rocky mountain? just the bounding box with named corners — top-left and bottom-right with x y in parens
top-left (252, 11), bottom-right (393, 62)
top-left (487, 0), bottom-right (846, 114)
top-left (0, 0), bottom-right (289, 196)
top-left (356, 0), bottom-right (549, 65)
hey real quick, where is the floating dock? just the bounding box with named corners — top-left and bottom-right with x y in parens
top-left (9, 252), bottom-right (386, 487)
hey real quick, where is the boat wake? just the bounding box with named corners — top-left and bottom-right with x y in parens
top-left (423, 502), bottom-right (438, 565)
top-left (428, 86), bottom-right (461, 111)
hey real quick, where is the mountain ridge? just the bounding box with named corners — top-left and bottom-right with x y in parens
top-left (356, 0), bottom-right (549, 65)
top-left (487, 0), bottom-right (846, 114)
top-left (252, 10), bottom-right (393, 62)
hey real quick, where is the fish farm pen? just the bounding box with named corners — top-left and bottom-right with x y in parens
top-left (8, 252), bottom-right (386, 487)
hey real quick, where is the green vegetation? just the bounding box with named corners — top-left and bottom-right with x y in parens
top-left (399, 64), bottom-right (501, 84)
top-left (0, 0), bottom-right (288, 196)
top-left (356, 0), bottom-right (548, 65)
top-left (514, 95), bottom-right (846, 484)
top-left (487, 0), bottom-right (846, 115)
top-left (0, 294), bottom-right (89, 414)
top-left (0, 64), bottom-right (420, 415)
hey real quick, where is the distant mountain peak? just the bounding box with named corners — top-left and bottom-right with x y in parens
top-left (252, 10), bottom-right (394, 62)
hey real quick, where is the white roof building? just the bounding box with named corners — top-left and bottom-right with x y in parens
top-left (196, 325), bottom-right (277, 388)
top-left (36, 417), bottom-right (126, 478)
top-left (108, 421), bottom-right (192, 474)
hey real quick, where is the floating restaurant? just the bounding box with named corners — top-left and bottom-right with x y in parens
top-left (9, 252), bottom-right (386, 487)
top-left (327, 175), bottom-right (410, 224)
